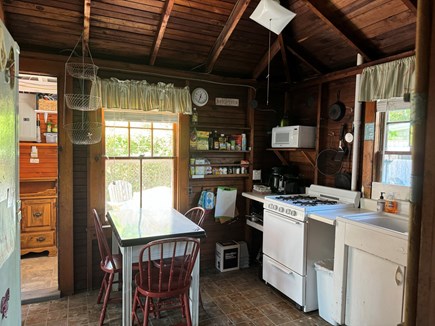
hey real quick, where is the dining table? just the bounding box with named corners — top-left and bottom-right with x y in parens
top-left (106, 206), bottom-right (206, 326)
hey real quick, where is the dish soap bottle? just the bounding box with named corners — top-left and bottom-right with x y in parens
top-left (377, 192), bottom-right (385, 212)
top-left (384, 193), bottom-right (398, 214)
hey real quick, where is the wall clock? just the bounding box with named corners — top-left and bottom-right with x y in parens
top-left (191, 88), bottom-right (208, 107)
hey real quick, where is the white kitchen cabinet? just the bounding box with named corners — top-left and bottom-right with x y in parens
top-left (345, 247), bottom-right (405, 325)
top-left (333, 216), bottom-right (408, 325)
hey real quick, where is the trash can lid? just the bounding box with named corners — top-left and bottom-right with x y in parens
top-left (314, 259), bottom-right (334, 272)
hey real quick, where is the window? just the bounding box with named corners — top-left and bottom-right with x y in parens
top-left (377, 99), bottom-right (412, 186)
top-left (104, 117), bottom-right (176, 210)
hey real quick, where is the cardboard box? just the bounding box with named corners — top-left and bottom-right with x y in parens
top-left (216, 240), bottom-right (240, 272)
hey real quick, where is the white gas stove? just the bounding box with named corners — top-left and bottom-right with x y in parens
top-left (262, 185), bottom-right (361, 312)
top-left (264, 185), bottom-right (360, 222)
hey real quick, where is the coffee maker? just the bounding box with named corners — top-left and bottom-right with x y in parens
top-left (267, 165), bottom-right (301, 194)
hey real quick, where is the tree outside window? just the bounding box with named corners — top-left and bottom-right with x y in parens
top-left (105, 120), bottom-right (175, 210)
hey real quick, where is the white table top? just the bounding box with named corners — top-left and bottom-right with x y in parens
top-left (242, 191), bottom-right (270, 204)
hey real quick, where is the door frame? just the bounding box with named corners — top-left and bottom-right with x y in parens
top-left (20, 53), bottom-right (74, 296)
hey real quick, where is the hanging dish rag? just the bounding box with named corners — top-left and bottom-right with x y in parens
top-left (198, 190), bottom-right (215, 210)
top-left (214, 187), bottom-right (237, 224)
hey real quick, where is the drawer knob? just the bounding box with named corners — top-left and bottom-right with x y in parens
top-left (33, 212), bottom-right (42, 218)
top-left (36, 236), bottom-right (46, 242)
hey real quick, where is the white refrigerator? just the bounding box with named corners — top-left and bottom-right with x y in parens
top-left (0, 20), bottom-right (21, 324)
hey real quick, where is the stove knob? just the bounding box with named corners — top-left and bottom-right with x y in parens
top-left (290, 210), bottom-right (297, 216)
top-left (278, 207), bottom-right (284, 213)
top-left (285, 209), bottom-right (291, 215)
top-left (273, 205), bottom-right (278, 210)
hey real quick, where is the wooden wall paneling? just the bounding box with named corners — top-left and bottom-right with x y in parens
top-left (177, 113), bottom-right (190, 214)
top-left (360, 101), bottom-right (376, 198)
top-left (86, 113), bottom-right (105, 290)
top-left (19, 54), bottom-right (74, 296)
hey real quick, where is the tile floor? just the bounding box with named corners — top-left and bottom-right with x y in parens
top-left (21, 254), bottom-right (60, 303)
top-left (21, 264), bottom-right (328, 326)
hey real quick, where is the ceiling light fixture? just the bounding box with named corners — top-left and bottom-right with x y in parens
top-left (250, 0), bottom-right (296, 105)
top-left (250, 0), bottom-right (296, 35)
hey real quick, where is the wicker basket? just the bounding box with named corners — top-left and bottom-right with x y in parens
top-left (64, 94), bottom-right (101, 111)
top-left (64, 122), bottom-right (102, 145)
top-left (38, 99), bottom-right (57, 112)
top-left (65, 63), bottom-right (98, 80)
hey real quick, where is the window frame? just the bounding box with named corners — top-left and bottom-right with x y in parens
top-left (103, 116), bottom-right (178, 209)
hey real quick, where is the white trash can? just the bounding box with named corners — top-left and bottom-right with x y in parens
top-left (314, 259), bottom-right (338, 325)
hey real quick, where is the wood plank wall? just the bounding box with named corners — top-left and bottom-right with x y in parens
top-left (188, 82), bottom-right (251, 269)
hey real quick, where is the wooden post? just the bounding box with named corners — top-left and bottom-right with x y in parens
top-left (405, 0), bottom-right (433, 324)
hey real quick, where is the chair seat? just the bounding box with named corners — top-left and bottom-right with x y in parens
top-left (101, 254), bottom-right (140, 273)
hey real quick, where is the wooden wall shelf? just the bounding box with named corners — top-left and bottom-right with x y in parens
top-left (267, 148), bottom-right (316, 168)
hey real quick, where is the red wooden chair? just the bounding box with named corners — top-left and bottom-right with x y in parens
top-left (184, 206), bottom-right (206, 227)
top-left (132, 237), bottom-right (201, 326)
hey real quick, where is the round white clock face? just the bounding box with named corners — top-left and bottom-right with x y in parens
top-left (191, 88), bottom-right (208, 107)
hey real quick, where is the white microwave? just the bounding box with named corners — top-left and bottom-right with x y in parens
top-left (271, 125), bottom-right (316, 148)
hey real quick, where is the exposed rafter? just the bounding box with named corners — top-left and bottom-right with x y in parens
top-left (83, 0), bottom-right (91, 51)
top-left (252, 38), bottom-right (280, 79)
top-left (285, 44), bottom-right (325, 75)
top-left (204, 0), bottom-right (251, 73)
top-left (401, 0), bottom-right (417, 14)
top-left (301, 0), bottom-right (372, 61)
top-left (278, 35), bottom-right (291, 83)
top-left (149, 0), bottom-right (175, 66)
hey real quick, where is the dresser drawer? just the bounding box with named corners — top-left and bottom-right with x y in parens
top-left (21, 198), bottom-right (56, 232)
top-left (21, 231), bottom-right (55, 249)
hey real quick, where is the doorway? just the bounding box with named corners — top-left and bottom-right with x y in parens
top-left (18, 74), bottom-right (60, 303)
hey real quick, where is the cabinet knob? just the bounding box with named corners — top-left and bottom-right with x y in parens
top-left (395, 266), bottom-right (404, 286)
top-left (36, 236), bottom-right (46, 242)
top-left (33, 212), bottom-right (42, 218)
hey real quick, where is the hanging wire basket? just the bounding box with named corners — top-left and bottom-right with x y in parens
top-left (65, 94), bottom-right (101, 111)
top-left (64, 122), bottom-right (102, 145)
top-left (65, 63), bottom-right (98, 80)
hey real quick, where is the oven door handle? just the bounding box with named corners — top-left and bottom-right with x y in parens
top-left (269, 260), bottom-right (293, 275)
top-left (269, 211), bottom-right (301, 225)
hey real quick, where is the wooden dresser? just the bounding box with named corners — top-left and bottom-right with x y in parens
top-left (20, 190), bottom-right (57, 256)
top-left (19, 142), bottom-right (58, 257)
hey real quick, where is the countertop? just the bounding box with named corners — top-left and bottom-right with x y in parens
top-left (242, 191), bottom-right (270, 204)
top-left (308, 207), bottom-right (374, 225)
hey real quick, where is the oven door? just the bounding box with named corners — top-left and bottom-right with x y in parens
top-left (263, 209), bottom-right (307, 275)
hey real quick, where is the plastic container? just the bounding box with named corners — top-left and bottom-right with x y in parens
top-left (44, 132), bottom-right (58, 143)
top-left (314, 259), bottom-right (338, 326)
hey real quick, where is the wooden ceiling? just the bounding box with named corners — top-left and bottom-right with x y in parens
top-left (2, 0), bottom-right (416, 83)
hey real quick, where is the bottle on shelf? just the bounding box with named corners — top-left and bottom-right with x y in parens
top-left (241, 133), bottom-right (247, 151)
top-left (208, 132), bottom-right (213, 150)
top-left (191, 107), bottom-right (198, 125)
top-left (52, 124), bottom-right (58, 133)
top-left (190, 128), bottom-right (197, 150)
top-left (47, 120), bottom-right (52, 133)
top-left (213, 130), bottom-right (220, 150)
top-left (219, 134), bottom-right (227, 150)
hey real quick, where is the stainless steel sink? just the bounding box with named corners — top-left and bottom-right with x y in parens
top-left (341, 212), bottom-right (409, 234)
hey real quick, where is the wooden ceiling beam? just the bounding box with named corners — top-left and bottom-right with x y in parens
top-left (285, 44), bottom-right (324, 75)
top-left (301, 0), bottom-right (372, 61)
top-left (401, 0), bottom-right (417, 14)
top-left (278, 35), bottom-right (291, 83)
top-left (83, 0), bottom-right (91, 52)
top-left (252, 38), bottom-right (281, 80)
top-left (204, 0), bottom-right (251, 73)
top-left (149, 0), bottom-right (175, 66)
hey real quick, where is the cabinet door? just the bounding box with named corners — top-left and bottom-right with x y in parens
top-left (22, 199), bottom-right (54, 231)
top-left (345, 247), bottom-right (405, 326)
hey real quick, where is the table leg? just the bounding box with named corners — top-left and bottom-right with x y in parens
top-left (190, 248), bottom-right (200, 326)
top-left (121, 246), bottom-right (132, 326)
